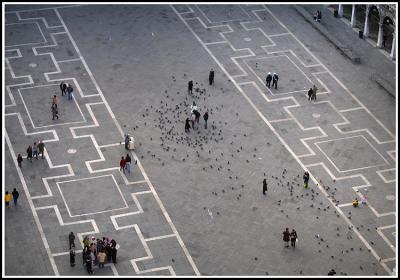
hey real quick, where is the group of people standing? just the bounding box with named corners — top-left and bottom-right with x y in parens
top-left (185, 69), bottom-right (214, 133)
top-left (185, 102), bottom-right (209, 132)
top-left (307, 85), bottom-right (318, 101)
top-left (266, 72), bottom-right (279, 89)
top-left (283, 228), bottom-right (298, 248)
top-left (313, 10), bottom-right (322, 22)
top-left (69, 234), bottom-right (118, 274)
top-left (5, 188), bottom-right (19, 208)
top-left (60, 81), bottom-right (74, 101)
top-left (120, 153), bottom-right (135, 175)
top-left (17, 140), bottom-right (45, 168)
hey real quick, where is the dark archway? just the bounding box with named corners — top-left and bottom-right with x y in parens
top-left (342, 4), bottom-right (353, 22)
top-left (382, 16), bottom-right (395, 51)
top-left (367, 5), bottom-right (380, 41)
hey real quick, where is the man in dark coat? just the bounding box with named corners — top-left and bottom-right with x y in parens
top-left (194, 110), bottom-right (201, 124)
top-left (85, 253), bottom-right (93, 274)
top-left (290, 229), bottom-right (298, 248)
top-left (69, 249), bottom-right (75, 267)
top-left (303, 171), bottom-right (310, 189)
top-left (203, 111), bottom-right (209, 129)
top-left (60, 81), bottom-right (67, 96)
top-left (188, 80), bottom-right (193, 94)
top-left (17, 154), bottom-right (23, 168)
top-left (266, 72), bottom-right (272, 88)
top-left (308, 87), bottom-right (313, 101)
top-left (27, 145), bottom-right (33, 162)
top-left (317, 10), bottom-right (322, 22)
top-left (66, 83), bottom-right (74, 101)
top-left (283, 228), bottom-right (290, 248)
top-left (110, 239), bottom-right (117, 264)
top-left (185, 118), bottom-right (191, 133)
top-left (12, 188), bottom-right (19, 206)
top-left (69, 232), bottom-right (76, 249)
top-left (262, 178), bottom-right (268, 195)
top-left (209, 69), bottom-right (214, 85)
top-left (272, 73), bottom-right (279, 89)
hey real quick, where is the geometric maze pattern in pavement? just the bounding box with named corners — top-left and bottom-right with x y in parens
top-left (5, 6), bottom-right (199, 276)
top-left (171, 4), bottom-right (396, 275)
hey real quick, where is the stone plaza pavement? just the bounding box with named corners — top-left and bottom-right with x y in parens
top-left (4, 4), bottom-right (397, 276)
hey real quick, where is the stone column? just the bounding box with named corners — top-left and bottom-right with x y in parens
top-left (363, 5), bottom-right (370, 38)
top-left (377, 21), bottom-right (384, 48)
top-left (351, 5), bottom-right (357, 27)
top-left (338, 4), bottom-right (344, 17)
top-left (390, 32), bottom-right (396, 60)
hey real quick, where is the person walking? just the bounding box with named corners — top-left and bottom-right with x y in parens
top-left (97, 250), bottom-right (106, 268)
top-left (283, 228), bottom-right (290, 248)
top-left (203, 111), bottom-right (209, 129)
top-left (188, 80), bottom-right (193, 94)
top-left (51, 94), bottom-right (58, 106)
top-left (51, 103), bottom-right (59, 120)
top-left (303, 171), bottom-right (310, 189)
top-left (12, 188), bottom-right (19, 207)
top-left (69, 249), bottom-right (76, 267)
top-left (60, 81), bottom-right (67, 96)
top-left (17, 154), bottom-right (23, 168)
top-left (125, 154), bottom-right (132, 174)
top-left (209, 68), bottom-right (214, 85)
top-left (311, 84), bottom-right (318, 101)
top-left (262, 178), bottom-right (268, 195)
top-left (125, 134), bottom-right (130, 150)
top-left (38, 140), bottom-right (45, 159)
top-left (110, 239), bottom-right (117, 264)
top-left (27, 145), bottom-right (33, 162)
top-left (120, 156), bottom-right (126, 174)
top-left (67, 83), bottom-right (74, 101)
top-left (33, 142), bottom-right (39, 160)
top-left (308, 87), bottom-right (313, 101)
top-left (69, 232), bottom-right (76, 249)
top-left (266, 72), bottom-right (272, 88)
top-left (185, 118), bottom-right (191, 133)
top-left (290, 229), bottom-right (298, 248)
top-left (5, 191), bottom-right (12, 208)
top-left (272, 73), bottom-right (279, 89)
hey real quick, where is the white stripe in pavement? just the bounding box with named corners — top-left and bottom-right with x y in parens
top-left (54, 7), bottom-right (201, 276)
top-left (5, 131), bottom-right (59, 275)
top-left (172, 4), bottom-right (393, 275)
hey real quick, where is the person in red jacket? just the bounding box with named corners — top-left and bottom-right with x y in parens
top-left (119, 156), bottom-right (126, 174)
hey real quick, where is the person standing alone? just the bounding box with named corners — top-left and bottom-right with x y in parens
top-left (69, 232), bottom-right (76, 249)
top-left (188, 80), bottom-right (193, 94)
top-left (203, 111), bottom-right (209, 129)
top-left (303, 171), bottom-right (310, 189)
top-left (262, 178), bottom-right (268, 195)
top-left (209, 68), bottom-right (215, 85)
top-left (17, 154), bottom-right (23, 168)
